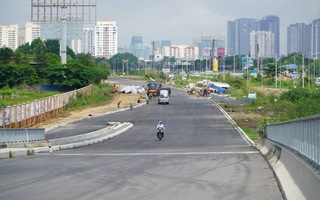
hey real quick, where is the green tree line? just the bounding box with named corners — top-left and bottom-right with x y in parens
top-left (0, 38), bottom-right (111, 89)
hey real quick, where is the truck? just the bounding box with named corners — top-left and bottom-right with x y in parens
top-left (146, 81), bottom-right (159, 97)
top-left (158, 89), bottom-right (169, 104)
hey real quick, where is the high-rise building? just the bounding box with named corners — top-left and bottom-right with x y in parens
top-left (1, 22), bottom-right (40, 50)
top-left (94, 19), bottom-right (118, 58)
top-left (18, 22), bottom-right (40, 46)
top-left (160, 40), bottom-right (171, 52)
top-left (259, 15), bottom-right (280, 57)
top-left (162, 45), bottom-right (199, 60)
top-left (71, 39), bottom-right (82, 54)
top-left (236, 18), bottom-right (258, 56)
top-left (83, 28), bottom-right (94, 54)
top-left (129, 36), bottom-right (146, 59)
top-left (312, 18), bottom-right (320, 58)
top-left (227, 21), bottom-right (236, 55)
top-left (250, 31), bottom-right (275, 58)
top-left (227, 15), bottom-right (280, 57)
top-left (0, 24), bottom-right (19, 50)
top-left (287, 23), bottom-right (312, 57)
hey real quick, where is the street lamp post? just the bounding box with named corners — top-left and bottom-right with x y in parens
top-left (275, 58), bottom-right (278, 88)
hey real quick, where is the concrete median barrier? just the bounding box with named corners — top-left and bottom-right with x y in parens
top-left (0, 122), bottom-right (133, 159)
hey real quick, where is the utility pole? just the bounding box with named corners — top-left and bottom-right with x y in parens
top-left (302, 54), bottom-right (305, 88)
top-left (61, 6), bottom-right (67, 64)
top-left (275, 58), bottom-right (278, 88)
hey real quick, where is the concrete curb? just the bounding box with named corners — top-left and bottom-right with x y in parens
top-left (45, 102), bottom-right (144, 133)
top-left (213, 102), bottom-right (255, 146)
top-left (0, 122), bottom-right (134, 159)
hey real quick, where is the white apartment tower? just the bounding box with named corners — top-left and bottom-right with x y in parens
top-left (0, 24), bottom-right (19, 50)
top-left (250, 31), bottom-right (274, 58)
top-left (83, 28), bottom-right (94, 54)
top-left (162, 45), bottom-right (199, 60)
top-left (24, 22), bottom-right (40, 45)
top-left (94, 19), bottom-right (118, 58)
top-left (0, 22), bottom-right (40, 50)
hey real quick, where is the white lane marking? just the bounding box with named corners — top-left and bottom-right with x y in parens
top-left (52, 151), bottom-right (259, 156)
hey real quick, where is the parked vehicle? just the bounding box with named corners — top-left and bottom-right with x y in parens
top-left (315, 77), bottom-right (320, 86)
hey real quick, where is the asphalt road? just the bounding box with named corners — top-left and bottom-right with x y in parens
top-left (0, 78), bottom-right (283, 200)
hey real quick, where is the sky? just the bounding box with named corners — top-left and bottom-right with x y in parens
top-left (0, 0), bottom-right (319, 55)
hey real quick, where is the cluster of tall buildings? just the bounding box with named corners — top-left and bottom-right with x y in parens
top-left (0, 22), bottom-right (40, 50)
top-left (227, 15), bottom-right (320, 59)
top-left (1, 0), bottom-right (319, 62)
top-left (287, 19), bottom-right (320, 58)
top-left (127, 35), bottom-right (225, 61)
top-left (227, 15), bottom-right (280, 58)
top-left (0, 19), bottom-right (118, 58)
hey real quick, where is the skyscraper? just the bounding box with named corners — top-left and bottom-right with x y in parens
top-left (227, 21), bottom-right (236, 55)
top-left (250, 31), bottom-right (274, 58)
top-left (83, 28), bottom-right (94, 54)
top-left (236, 18), bottom-right (258, 56)
top-left (18, 22), bottom-right (40, 46)
top-left (94, 19), bottom-right (118, 58)
top-left (287, 23), bottom-right (312, 57)
top-left (259, 15), bottom-right (280, 57)
top-left (0, 24), bottom-right (19, 50)
top-left (129, 36), bottom-right (145, 59)
top-left (312, 18), bottom-right (320, 58)
top-left (227, 15), bottom-right (280, 57)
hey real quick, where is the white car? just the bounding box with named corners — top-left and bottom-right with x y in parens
top-left (315, 78), bottom-right (320, 86)
top-left (158, 90), bottom-right (170, 104)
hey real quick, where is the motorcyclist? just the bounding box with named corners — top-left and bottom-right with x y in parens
top-left (156, 120), bottom-right (165, 131)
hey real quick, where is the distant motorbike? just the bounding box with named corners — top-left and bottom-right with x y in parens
top-left (157, 128), bottom-right (164, 140)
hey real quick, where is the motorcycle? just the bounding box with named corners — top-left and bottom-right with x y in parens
top-left (156, 128), bottom-right (164, 140)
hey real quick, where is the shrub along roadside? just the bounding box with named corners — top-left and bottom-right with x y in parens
top-left (65, 84), bottom-right (113, 111)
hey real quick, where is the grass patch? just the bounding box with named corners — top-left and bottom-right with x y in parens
top-left (9, 150), bottom-right (13, 158)
top-left (241, 127), bottom-right (260, 142)
top-left (65, 84), bottom-right (113, 111)
top-left (0, 87), bottom-right (60, 107)
top-left (27, 149), bottom-right (34, 155)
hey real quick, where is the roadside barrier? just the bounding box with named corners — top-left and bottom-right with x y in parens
top-left (0, 85), bottom-right (92, 128)
top-left (0, 128), bottom-right (45, 143)
top-left (266, 114), bottom-right (320, 167)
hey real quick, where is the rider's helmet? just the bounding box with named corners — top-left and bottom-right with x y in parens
top-left (158, 120), bottom-right (162, 124)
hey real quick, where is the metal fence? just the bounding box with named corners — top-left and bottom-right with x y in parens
top-left (266, 114), bottom-right (320, 166)
top-left (0, 85), bottom-right (92, 128)
top-left (0, 128), bottom-right (45, 143)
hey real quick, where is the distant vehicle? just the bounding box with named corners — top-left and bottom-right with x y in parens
top-left (315, 77), bottom-right (320, 86)
top-left (146, 81), bottom-right (159, 97)
top-left (156, 87), bottom-right (171, 96)
top-left (158, 90), bottom-right (170, 104)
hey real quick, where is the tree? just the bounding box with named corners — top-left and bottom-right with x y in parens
top-left (46, 62), bottom-right (96, 88)
top-left (14, 42), bottom-right (32, 65)
top-left (45, 53), bottom-right (61, 68)
top-left (0, 64), bottom-right (39, 88)
top-left (108, 53), bottom-right (138, 74)
top-left (92, 61), bottom-right (111, 84)
top-left (76, 53), bottom-right (96, 67)
top-left (45, 39), bottom-right (60, 56)
top-left (264, 63), bottom-right (276, 78)
top-left (0, 47), bottom-right (14, 64)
